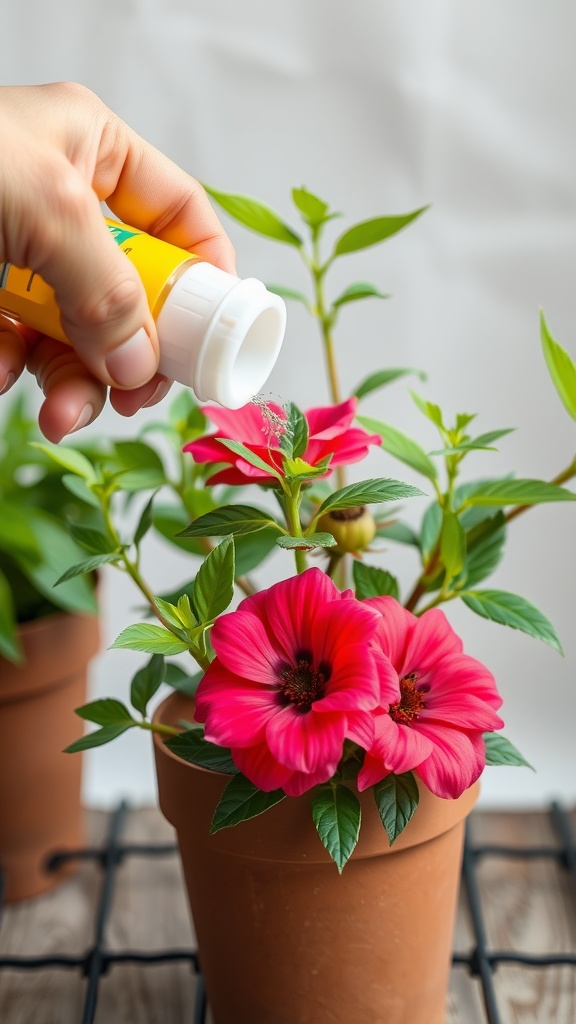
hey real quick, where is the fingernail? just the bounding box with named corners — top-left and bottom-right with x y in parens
top-left (105, 328), bottom-right (157, 387)
top-left (67, 403), bottom-right (94, 435)
top-left (0, 371), bottom-right (16, 395)
top-left (143, 379), bottom-right (172, 408)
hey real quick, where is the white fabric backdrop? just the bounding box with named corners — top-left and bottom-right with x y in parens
top-left (2, 1), bottom-right (576, 807)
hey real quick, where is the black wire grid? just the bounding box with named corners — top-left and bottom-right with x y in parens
top-left (0, 802), bottom-right (575, 1024)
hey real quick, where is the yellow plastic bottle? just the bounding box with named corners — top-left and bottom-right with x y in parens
top-left (0, 218), bottom-right (286, 408)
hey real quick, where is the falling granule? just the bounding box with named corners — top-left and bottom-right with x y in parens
top-left (250, 393), bottom-right (287, 445)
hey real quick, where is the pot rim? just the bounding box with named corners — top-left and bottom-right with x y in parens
top-left (152, 691), bottom-right (480, 863)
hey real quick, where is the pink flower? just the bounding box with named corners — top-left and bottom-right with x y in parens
top-left (184, 397), bottom-right (381, 485)
top-left (194, 567), bottom-right (381, 796)
top-left (357, 598), bottom-right (504, 799)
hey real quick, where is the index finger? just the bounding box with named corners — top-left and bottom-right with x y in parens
top-left (95, 121), bottom-right (237, 274)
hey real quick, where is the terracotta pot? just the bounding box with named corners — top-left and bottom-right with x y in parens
top-left (0, 609), bottom-right (100, 902)
top-left (153, 692), bottom-right (478, 1024)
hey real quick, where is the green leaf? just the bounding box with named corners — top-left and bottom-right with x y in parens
top-left (110, 623), bottom-right (191, 655)
top-left (163, 662), bottom-right (203, 697)
top-left (410, 391), bottom-right (444, 429)
top-left (30, 442), bottom-right (96, 483)
top-left (178, 505), bottom-right (279, 538)
top-left (429, 428), bottom-right (515, 456)
top-left (130, 654), bottom-right (165, 716)
top-left (484, 733), bottom-right (535, 770)
top-left (282, 456), bottom-right (330, 480)
top-left (464, 478), bottom-right (576, 508)
top-left (276, 532), bottom-right (336, 550)
top-left (61, 474), bottom-right (101, 508)
top-left (332, 206), bottom-right (428, 257)
top-left (166, 728), bottom-right (238, 775)
top-left (203, 185), bottom-right (303, 247)
top-left (375, 520), bottom-right (421, 547)
top-left (279, 402), bottom-right (308, 459)
top-left (357, 415), bottom-right (437, 481)
top-left (291, 186), bottom-right (330, 225)
top-left (0, 502), bottom-right (41, 560)
top-left (54, 552), bottom-right (122, 586)
top-left (234, 528), bottom-right (278, 576)
top-left (168, 390), bottom-right (206, 435)
top-left (540, 309), bottom-right (576, 421)
top-left (177, 594), bottom-right (197, 629)
top-left (134, 492), bottom-right (157, 546)
top-left (266, 284), bottom-right (310, 307)
top-left (113, 441), bottom-right (166, 491)
top-left (332, 282), bottom-right (389, 309)
top-left (311, 783), bottom-right (361, 873)
top-left (217, 439), bottom-right (282, 480)
top-left (152, 505), bottom-right (203, 555)
top-left (65, 723), bottom-right (133, 753)
top-left (193, 536), bottom-right (235, 623)
top-left (440, 511), bottom-right (466, 581)
top-left (114, 440), bottom-right (165, 472)
top-left (67, 524), bottom-right (114, 555)
top-left (152, 596), bottom-right (191, 638)
top-left (373, 772), bottom-right (419, 845)
top-left (18, 510), bottom-right (98, 613)
top-left (0, 567), bottom-right (22, 663)
top-left (353, 561), bottom-right (399, 600)
top-left (210, 773), bottom-right (286, 832)
top-left (353, 367), bottom-right (426, 401)
top-left (461, 589), bottom-right (563, 652)
top-left (317, 478), bottom-right (424, 517)
top-left (75, 699), bottom-right (135, 726)
top-left (460, 512), bottom-right (506, 588)
top-left (420, 502), bottom-right (442, 561)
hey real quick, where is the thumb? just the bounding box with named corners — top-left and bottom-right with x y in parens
top-left (32, 175), bottom-right (159, 389)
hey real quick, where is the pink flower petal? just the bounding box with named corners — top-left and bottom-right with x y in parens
top-left (413, 723), bottom-right (487, 799)
top-left (345, 710), bottom-right (375, 750)
top-left (357, 752), bottom-right (391, 791)
top-left (370, 713), bottom-right (434, 774)
top-left (201, 403), bottom-right (285, 445)
top-left (265, 705), bottom-right (345, 774)
top-left (305, 398), bottom-right (357, 438)
top-left (364, 596), bottom-right (415, 671)
top-left (317, 643), bottom-right (380, 711)
top-left (262, 568), bottom-right (343, 659)
top-left (231, 743), bottom-right (294, 792)
top-left (282, 765), bottom-right (337, 796)
top-left (402, 607), bottom-right (463, 676)
top-left (196, 675), bottom-right (278, 748)
top-left (427, 653), bottom-right (503, 710)
top-left (210, 609), bottom-right (282, 682)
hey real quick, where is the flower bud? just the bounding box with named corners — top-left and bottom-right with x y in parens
top-left (317, 506), bottom-right (377, 554)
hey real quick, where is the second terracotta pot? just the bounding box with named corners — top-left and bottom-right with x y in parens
top-left (0, 608), bottom-right (100, 902)
top-left (153, 692), bottom-right (477, 1024)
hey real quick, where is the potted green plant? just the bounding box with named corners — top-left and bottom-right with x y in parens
top-left (0, 395), bottom-right (100, 902)
top-left (40, 188), bottom-right (576, 1023)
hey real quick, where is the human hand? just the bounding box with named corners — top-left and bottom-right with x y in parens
top-left (0, 82), bottom-right (236, 441)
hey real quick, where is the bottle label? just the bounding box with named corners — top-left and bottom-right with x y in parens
top-left (0, 218), bottom-right (196, 341)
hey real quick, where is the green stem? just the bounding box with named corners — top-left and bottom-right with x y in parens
top-left (504, 455), bottom-right (576, 525)
top-left (138, 720), bottom-right (182, 737)
top-left (308, 240), bottom-right (345, 492)
top-left (284, 481), bottom-right (308, 574)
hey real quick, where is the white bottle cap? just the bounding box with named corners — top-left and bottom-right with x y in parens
top-left (155, 262), bottom-right (286, 408)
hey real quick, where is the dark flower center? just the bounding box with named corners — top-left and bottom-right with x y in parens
top-left (389, 672), bottom-right (427, 726)
top-left (277, 648), bottom-right (331, 713)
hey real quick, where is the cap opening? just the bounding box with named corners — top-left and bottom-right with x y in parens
top-left (227, 306), bottom-right (284, 406)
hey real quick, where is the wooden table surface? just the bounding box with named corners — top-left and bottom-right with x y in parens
top-left (0, 806), bottom-right (575, 1024)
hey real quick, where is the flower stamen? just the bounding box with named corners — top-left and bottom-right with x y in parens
top-left (278, 651), bottom-right (331, 712)
top-left (389, 671), bottom-right (427, 726)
